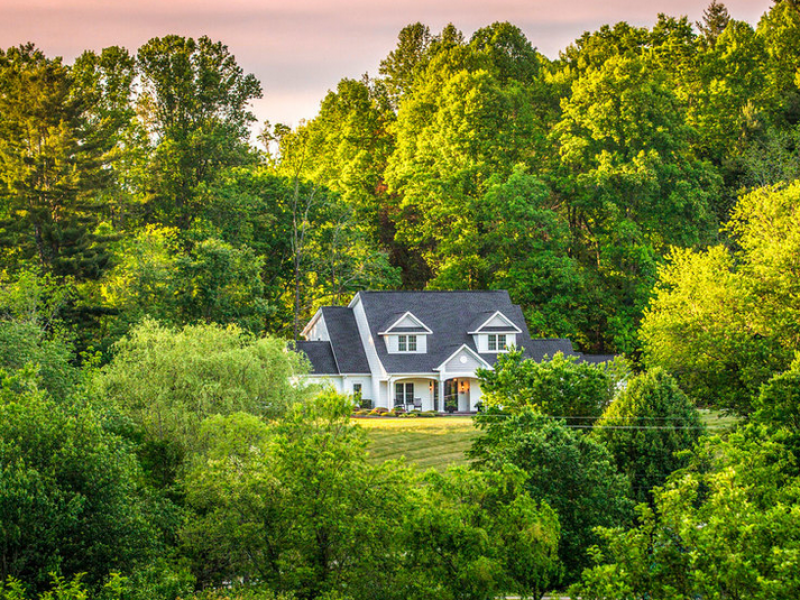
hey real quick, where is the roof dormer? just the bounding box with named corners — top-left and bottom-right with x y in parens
top-left (468, 311), bottom-right (522, 335)
top-left (379, 311), bottom-right (431, 354)
top-left (469, 311), bottom-right (521, 353)
top-left (378, 311), bottom-right (432, 336)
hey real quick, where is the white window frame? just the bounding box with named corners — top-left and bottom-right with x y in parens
top-left (398, 334), bottom-right (417, 352)
top-left (395, 382), bottom-right (414, 404)
top-left (488, 334), bottom-right (507, 352)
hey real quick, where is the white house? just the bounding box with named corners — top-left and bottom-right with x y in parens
top-left (294, 290), bottom-right (611, 413)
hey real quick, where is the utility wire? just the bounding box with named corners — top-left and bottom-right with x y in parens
top-left (474, 413), bottom-right (734, 430)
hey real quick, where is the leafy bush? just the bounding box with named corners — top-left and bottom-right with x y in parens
top-left (0, 381), bottom-right (157, 592)
top-left (572, 424), bottom-right (800, 599)
top-left (471, 410), bottom-right (633, 584)
top-left (478, 350), bottom-right (619, 423)
top-left (91, 319), bottom-right (310, 487)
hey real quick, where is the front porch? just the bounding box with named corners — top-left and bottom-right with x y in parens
top-left (387, 376), bottom-right (484, 413)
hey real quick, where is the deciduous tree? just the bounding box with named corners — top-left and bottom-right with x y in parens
top-left (470, 410), bottom-right (633, 584)
top-left (593, 368), bottom-right (704, 504)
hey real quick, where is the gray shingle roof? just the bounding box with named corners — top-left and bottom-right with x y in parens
top-left (356, 290), bottom-right (581, 373)
top-left (294, 341), bottom-right (338, 375)
top-left (576, 353), bottom-right (616, 365)
top-left (296, 291), bottom-right (599, 376)
top-left (320, 306), bottom-right (371, 374)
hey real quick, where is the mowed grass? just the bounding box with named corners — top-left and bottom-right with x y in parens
top-left (699, 408), bottom-right (741, 431)
top-left (357, 416), bottom-right (480, 472)
top-left (357, 409), bottom-right (738, 472)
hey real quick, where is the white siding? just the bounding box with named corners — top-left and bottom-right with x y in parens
top-left (484, 313), bottom-right (513, 328)
top-left (384, 334), bottom-right (427, 354)
top-left (395, 314), bottom-right (421, 328)
top-left (351, 296), bottom-right (386, 404)
top-left (470, 382), bottom-right (484, 411)
top-left (390, 378), bottom-right (439, 411)
top-left (443, 349), bottom-right (484, 372)
top-left (304, 375), bottom-right (343, 392)
top-left (344, 376), bottom-right (373, 406)
top-left (475, 333), bottom-right (516, 353)
top-left (305, 313), bottom-right (330, 341)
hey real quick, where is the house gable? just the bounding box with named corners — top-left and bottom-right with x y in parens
top-left (301, 310), bottom-right (329, 341)
top-left (435, 344), bottom-right (491, 374)
top-left (378, 311), bottom-right (432, 335)
top-left (468, 311), bottom-right (522, 334)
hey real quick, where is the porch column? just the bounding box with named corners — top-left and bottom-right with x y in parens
top-left (438, 375), bottom-right (445, 414)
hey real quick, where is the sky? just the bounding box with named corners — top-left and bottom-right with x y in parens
top-left (0, 0), bottom-right (774, 133)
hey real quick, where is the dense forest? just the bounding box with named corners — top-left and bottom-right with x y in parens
top-left (2, 0), bottom-right (800, 598)
top-left (0, 0), bottom-right (797, 357)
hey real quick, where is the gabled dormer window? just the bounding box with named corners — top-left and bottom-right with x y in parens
top-left (381, 311), bottom-right (430, 354)
top-left (469, 311), bottom-right (520, 353)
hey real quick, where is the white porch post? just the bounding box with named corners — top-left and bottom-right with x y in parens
top-left (438, 374), bottom-right (445, 414)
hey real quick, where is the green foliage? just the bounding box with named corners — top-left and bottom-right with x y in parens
top-left (0, 269), bottom-right (79, 397)
top-left (173, 237), bottom-right (270, 332)
top-left (470, 410), bottom-right (633, 584)
top-left (552, 53), bottom-right (718, 350)
top-left (474, 169), bottom-right (587, 338)
top-left (593, 368), bottom-right (704, 504)
top-left (572, 424), bottom-right (800, 599)
top-left (100, 226), bottom-right (182, 326)
top-left (0, 322), bottom-right (78, 400)
top-left (181, 393), bottom-right (413, 599)
top-left (277, 78), bottom-right (394, 231)
top-left (0, 45), bottom-right (120, 280)
top-left (758, 0), bottom-right (800, 121)
top-left (183, 396), bottom-right (560, 600)
top-left (1, 574), bottom-right (92, 600)
top-left (0, 382), bottom-right (157, 592)
top-left (91, 320), bottom-right (309, 487)
top-left (478, 350), bottom-right (618, 422)
top-left (753, 357), bottom-right (800, 457)
top-left (182, 588), bottom-right (293, 600)
top-left (135, 35), bottom-right (262, 231)
top-left (641, 182), bottom-right (800, 413)
top-left (404, 466), bottom-right (560, 600)
top-left (379, 23), bottom-right (434, 107)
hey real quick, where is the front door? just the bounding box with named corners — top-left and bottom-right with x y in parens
top-left (458, 379), bottom-right (470, 412)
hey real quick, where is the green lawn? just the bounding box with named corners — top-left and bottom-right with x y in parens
top-left (699, 408), bottom-right (741, 431)
top-left (356, 409), bottom-right (739, 472)
top-left (357, 416), bottom-right (479, 472)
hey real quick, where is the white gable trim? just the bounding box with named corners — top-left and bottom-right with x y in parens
top-left (378, 311), bottom-right (433, 335)
top-left (433, 344), bottom-right (492, 372)
top-left (300, 309), bottom-right (325, 338)
top-left (468, 311), bottom-right (521, 334)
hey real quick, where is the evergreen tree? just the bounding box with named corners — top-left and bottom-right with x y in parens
top-left (0, 45), bottom-right (120, 279)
